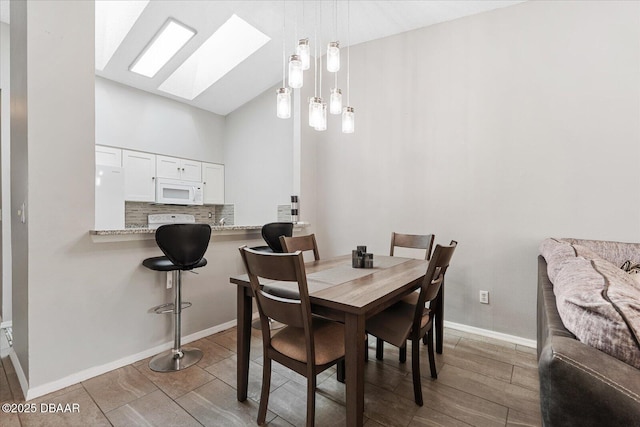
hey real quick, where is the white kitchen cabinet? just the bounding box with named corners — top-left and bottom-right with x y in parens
top-left (156, 155), bottom-right (202, 182)
top-left (95, 145), bottom-right (122, 167)
top-left (202, 162), bottom-right (224, 204)
top-left (123, 150), bottom-right (156, 202)
top-left (181, 159), bottom-right (202, 182)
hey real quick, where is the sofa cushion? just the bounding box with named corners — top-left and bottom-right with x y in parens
top-left (553, 255), bottom-right (640, 369)
top-left (562, 238), bottom-right (640, 268)
top-left (539, 238), bottom-right (577, 283)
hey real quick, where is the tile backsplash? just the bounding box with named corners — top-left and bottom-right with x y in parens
top-left (277, 204), bottom-right (292, 222)
top-left (125, 202), bottom-right (234, 227)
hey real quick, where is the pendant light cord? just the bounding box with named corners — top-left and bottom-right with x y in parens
top-left (334, 0), bottom-right (338, 41)
top-left (347, 0), bottom-right (350, 106)
top-left (282, 0), bottom-right (286, 88)
top-left (314, 1), bottom-right (318, 97)
top-left (319, 3), bottom-right (322, 98)
top-left (334, 0), bottom-right (338, 88)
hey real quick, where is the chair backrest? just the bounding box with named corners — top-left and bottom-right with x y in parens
top-left (413, 241), bottom-right (458, 330)
top-left (261, 222), bottom-right (294, 253)
top-left (390, 232), bottom-right (435, 260)
top-left (280, 234), bottom-right (320, 260)
top-left (155, 224), bottom-right (211, 270)
top-left (239, 246), bottom-right (314, 350)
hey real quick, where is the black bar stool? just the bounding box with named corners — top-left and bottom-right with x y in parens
top-left (142, 223), bottom-right (211, 372)
top-left (251, 222), bottom-right (293, 253)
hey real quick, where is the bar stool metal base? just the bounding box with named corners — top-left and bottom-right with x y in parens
top-left (149, 347), bottom-right (203, 372)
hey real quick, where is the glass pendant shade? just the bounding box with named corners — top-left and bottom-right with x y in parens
top-left (330, 88), bottom-right (342, 115)
top-left (288, 55), bottom-right (303, 88)
top-left (276, 87), bottom-right (291, 119)
top-left (327, 42), bottom-right (340, 72)
top-left (297, 38), bottom-right (310, 70)
top-left (309, 97), bottom-right (323, 128)
top-left (314, 103), bottom-right (327, 131)
top-left (342, 106), bottom-right (355, 133)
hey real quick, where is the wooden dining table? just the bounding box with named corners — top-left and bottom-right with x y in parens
top-left (230, 254), bottom-right (429, 426)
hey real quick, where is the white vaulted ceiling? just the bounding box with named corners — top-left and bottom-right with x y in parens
top-left (95, 0), bottom-right (523, 116)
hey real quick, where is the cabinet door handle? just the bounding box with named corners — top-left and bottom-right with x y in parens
top-left (203, 182), bottom-right (206, 184)
top-left (182, 168), bottom-right (185, 171)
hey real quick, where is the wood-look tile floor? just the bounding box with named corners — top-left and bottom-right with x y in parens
top-left (0, 327), bottom-right (541, 426)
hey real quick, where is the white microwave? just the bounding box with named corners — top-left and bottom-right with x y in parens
top-left (155, 178), bottom-right (203, 205)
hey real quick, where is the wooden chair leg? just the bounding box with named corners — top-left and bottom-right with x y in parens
top-left (399, 345), bottom-right (407, 363)
top-left (422, 332), bottom-right (428, 345)
top-left (376, 338), bottom-right (384, 360)
top-left (427, 328), bottom-right (437, 379)
top-left (258, 357), bottom-right (271, 424)
top-left (411, 338), bottom-right (423, 406)
top-left (306, 375), bottom-right (316, 427)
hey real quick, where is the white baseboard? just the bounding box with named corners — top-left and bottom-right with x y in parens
top-left (23, 319), bottom-right (238, 401)
top-left (444, 320), bottom-right (537, 349)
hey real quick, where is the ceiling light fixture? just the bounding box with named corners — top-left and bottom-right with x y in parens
top-left (276, 0), bottom-right (354, 134)
top-left (95, 0), bottom-right (149, 71)
top-left (327, 41), bottom-right (340, 72)
top-left (130, 18), bottom-right (196, 78)
top-left (297, 38), bottom-right (310, 70)
top-left (159, 14), bottom-right (270, 100)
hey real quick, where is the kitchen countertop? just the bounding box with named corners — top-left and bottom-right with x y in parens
top-left (90, 222), bottom-right (309, 241)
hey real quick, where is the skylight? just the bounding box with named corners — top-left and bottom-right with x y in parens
top-left (159, 14), bottom-right (270, 100)
top-left (130, 19), bottom-right (196, 78)
top-left (95, 0), bottom-right (149, 71)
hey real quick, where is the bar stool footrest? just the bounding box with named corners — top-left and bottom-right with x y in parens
top-left (151, 302), bottom-right (192, 314)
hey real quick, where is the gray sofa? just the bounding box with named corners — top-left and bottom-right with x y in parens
top-left (537, 238), bottom-right (640, 426)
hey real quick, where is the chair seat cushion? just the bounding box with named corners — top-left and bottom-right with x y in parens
top-left (263, 282), bottom-right (300, 300)
top-left (250, 246), bottom-right (274, 253)
top-left (271, 317), bottom-right (345, 365)
top-left (366, 301), bottom-right (431, 348)
top-left (142, 256), bottom-right (207, 271)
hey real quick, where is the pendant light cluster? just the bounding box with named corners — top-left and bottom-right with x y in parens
top-left (276, 0), bottom-right (354, 134)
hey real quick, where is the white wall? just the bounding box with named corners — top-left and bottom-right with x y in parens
top-left (0, 21), bottom-right (11, 326)
top-left (224, 84), bottom-right (294, 224)
top-left (9, 1), bottom-right (266, 394)
top-left (306, 0), bottom-right (640, 340)
top-left (95, 77), bottom-right (225, 163)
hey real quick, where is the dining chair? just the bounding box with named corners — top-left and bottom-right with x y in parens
top-left (390, 232), bottom-right (435, 260)
top-left (366, 241), bottom-right (457, 406)
top-left (280, 234), bottom-right (320, 260)
top-left (377, 232), bottom-right (435, 361)
top-left (239, 246), bottom-right (345, 426)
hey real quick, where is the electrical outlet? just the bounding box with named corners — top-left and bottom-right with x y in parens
top-left (479, 290), bottom-right (489, 304)
top-left (166, 272), bottom-right (173, 289)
